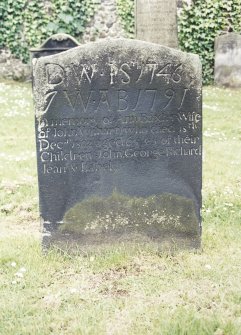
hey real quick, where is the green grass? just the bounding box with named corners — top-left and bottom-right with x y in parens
top-left (0, 81), bottom-right (241, 334)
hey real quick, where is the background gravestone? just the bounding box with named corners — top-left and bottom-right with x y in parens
top-left (32, 38), bottom-right (202, 250)
top-left (215, 33), bottom-right (241, 88)
top-left (135, 0), bottom-right (178, 48)
top-left (30, 33), bottom-right (80, 59)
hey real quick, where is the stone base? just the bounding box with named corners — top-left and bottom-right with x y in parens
top-left (43, 230), bottom-right (201, 254)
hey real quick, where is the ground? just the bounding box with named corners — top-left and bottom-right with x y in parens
top-left (0, 81), bottom-right (240, 334)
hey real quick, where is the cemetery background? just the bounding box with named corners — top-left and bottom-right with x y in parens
top-left (0, 0), bottom-right (241, 334)
top-left (1, 0), bottom-right (241, 84)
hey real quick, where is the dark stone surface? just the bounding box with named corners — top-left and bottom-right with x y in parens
top-left (32, 38), bottom-right (202, 250)
top-left (215, 33), bottom-right (241, 88)
top-left (30, 33), bottom-right (80, 59)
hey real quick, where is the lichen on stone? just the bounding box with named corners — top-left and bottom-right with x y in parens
top-left (59, 191), bottom-right (200, 237)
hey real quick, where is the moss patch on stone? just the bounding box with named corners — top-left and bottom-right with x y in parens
top-left (59, 192), bottom-right (200, 238)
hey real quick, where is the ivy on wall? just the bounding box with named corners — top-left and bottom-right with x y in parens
top-left (1, 0), bottom-right (241, 84)
top-left (116, 0), bottom-right (241, 84)
top-left (45, 0), bottom-right (97, 37)
top-left (179, 0), bottom-right (241, 84)
top-left (116, 0), bottom-right (135, 37)
top-left (0, 0), bottom-right (98, 63)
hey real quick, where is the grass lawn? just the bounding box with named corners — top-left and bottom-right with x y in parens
top-left (0, 80), bottom-right (240, 334)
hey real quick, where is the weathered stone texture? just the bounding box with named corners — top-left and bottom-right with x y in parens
top-left (33, 38), bottom-right (202, 250)
top-left (135, 0), bottom-right (178, 48)
top-left (215, 33), bottom-right (241, 88)
top-left (0, 48), bottom-right (31, 81)
top-left (82, 0), bottom-right (126, 43)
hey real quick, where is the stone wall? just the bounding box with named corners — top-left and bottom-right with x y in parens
top-left (0, 0), bottom-right (191, 81)
top-left (81, 0), bottom-right (193, 42)
top-left (82, 0), bottom-right (126, 42)
top-left (0, 49), bottom-right (31, 82)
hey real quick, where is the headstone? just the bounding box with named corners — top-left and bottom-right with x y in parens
top-left (215, 33), bottom-right (241, 88)
top-left (30, 33), bottom-right (80, 59)
top-left (32, 38), bottom-right (202, 250)
top-left (135, 0), bottom-right (178, 48)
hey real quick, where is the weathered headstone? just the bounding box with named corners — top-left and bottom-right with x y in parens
top-left (135, 0), bottom-right (178, 48)
top-left (33, 38), bottom-right (202, 250)
top-left (30, 33), bottom-right (80, 59)
top-left (215, 33), bottom-right (241, 88)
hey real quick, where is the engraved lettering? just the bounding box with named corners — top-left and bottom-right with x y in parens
top-left (178, 88), bottom-right (189, 110)
top-left (172, 64), bottom-right (182, 83)
top-left (148, 62), bottom-right (158, 84)
top-left (71, 64), bottom-right (96, 85)
top-left (63, 90), bottom-right (96, 112)
top-left (163, 89), bottom-right (175, 110)
top-left (43, 91), bottom-right (58, 113)
top-left (135, 63), bottom-right (145, 83)
top-left (46, 64), bottom-right (65, 85)
top-left (120, 63), bottom-right (131, 84)
top-left (80, 64), bottom-right (95, 83)
top-left (118, 90), bottom-right (128, 111)
top-left (110, 63), bottom-right (118, 85)
top-left (156, 63), bottom-right (172, 79)
top-left (97, 90), bottom-right (111, 111)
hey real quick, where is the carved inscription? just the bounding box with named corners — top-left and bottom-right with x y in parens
top-left (33, 38), bottom-right (202, 250)
top-left (37, 59), bottom-right (201, 175)
top-left (43, 88), bottom-right (191, 114)
top-left (45, 61), bottom-right (187, 89)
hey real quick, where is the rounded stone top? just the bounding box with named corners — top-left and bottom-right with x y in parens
top-left (30, 33), bottom-right (80, 52)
